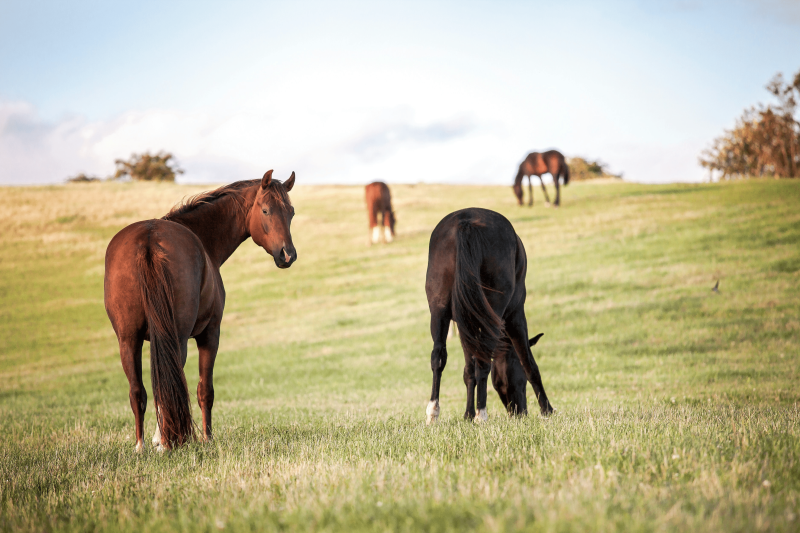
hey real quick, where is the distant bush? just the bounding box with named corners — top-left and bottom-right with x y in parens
top-left (567, 157), bottom-right (622, 181)
top-left (66, 173), bottom-right (102, 183)
top-left (113, 151), bottom-right (184, 182)
top-left (700, 69), bottom-right (800, 179)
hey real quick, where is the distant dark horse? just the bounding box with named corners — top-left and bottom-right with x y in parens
top-left (104, 171), bottom-right (297, 451)
top-left (424, 208), bottom-right (554, 423)
top-left (365, 181), bottom-right (395, 244)
top-left (513, 150), bottom-right (570, 207)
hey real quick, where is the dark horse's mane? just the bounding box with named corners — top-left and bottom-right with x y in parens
top-left (163, 179), bottom-right (292, 221)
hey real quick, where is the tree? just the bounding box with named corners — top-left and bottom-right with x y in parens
top-left (699, 69), bottom-right (800, 179)
top-left (113, 151), bottom-right (184, 182)
top-left (567, 157), bottom-right (622, 181)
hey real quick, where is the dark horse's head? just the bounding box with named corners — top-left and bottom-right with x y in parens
top-left (248, 170), bottom-right (297, 269)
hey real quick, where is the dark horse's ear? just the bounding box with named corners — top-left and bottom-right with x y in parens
top-left (284, 171), bottom-right (295, 191)
top-left (261, 170), bottom-right (274, 190)
top-left (529, 333), bottom-right (544, 346)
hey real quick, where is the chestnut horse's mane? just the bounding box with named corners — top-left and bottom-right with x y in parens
top-left (163, 178), bottom-right (292, 221)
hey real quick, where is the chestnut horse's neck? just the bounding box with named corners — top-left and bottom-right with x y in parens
top-left (165, 185), bottom-right (257, 268)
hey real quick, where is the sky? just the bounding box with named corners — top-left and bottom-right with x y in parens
top-left (1, 0), bottom-right (799, 185)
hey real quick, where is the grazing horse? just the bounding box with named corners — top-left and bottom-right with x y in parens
top-left (104, 170), bottom-right (297, 451)
top-left (365, 181), bottom-right (395, 244)
top-left (513, 150), bottom-right (570, 207)
top-left (424, 208), bottom-right (554, 424)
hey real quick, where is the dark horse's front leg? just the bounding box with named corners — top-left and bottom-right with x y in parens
top-left (427, 305), bottom-right (451, 425)
top-left (196, 323), bottom-right (220, 441)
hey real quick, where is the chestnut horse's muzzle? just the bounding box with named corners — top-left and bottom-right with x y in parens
top-left (274, 245), bottom-right (297, 269)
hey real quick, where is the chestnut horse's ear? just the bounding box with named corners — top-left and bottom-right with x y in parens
top-left (284, 171), bottom-right (295, 191)
top-left (261, 170), bottom-right (274, 190)
top-left (529, 333), bottom-right (544, 346)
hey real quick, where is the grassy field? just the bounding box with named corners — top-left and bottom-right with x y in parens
top-left (0, 178), bottom-right (798, 532)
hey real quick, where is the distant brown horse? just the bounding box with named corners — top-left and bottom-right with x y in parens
top-left (424, 207), bottom-right (554, 424)
top-left (513, 150), bottom-right (570, 207)
top-left (104, 171), bottom-right (297, 451)
top-left (365, 182), bottom-right (395, 244)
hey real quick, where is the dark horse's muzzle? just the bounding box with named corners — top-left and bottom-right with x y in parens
top-left (274, 245), bottom-right (297, 269)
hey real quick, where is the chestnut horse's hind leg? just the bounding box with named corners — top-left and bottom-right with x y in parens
top-left (505, 308), bottom-right (554, 415)
top-left (118, 335), bottom-right (147, 451)
top-left (554, 173), bottom-right (561, 207)
top-left (426, 304), bottom-right (451, 425)
top-left (195, 324), bottom-right (220, 441)
top-left (538, 176), bottom-right (552, 206)
top-left (383, 210), bottom-right (393, 243)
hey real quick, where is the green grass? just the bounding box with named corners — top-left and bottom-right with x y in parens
top-left (0, 178), bottom-right (798, 532)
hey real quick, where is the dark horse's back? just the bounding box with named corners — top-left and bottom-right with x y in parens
top-left (424, 208), bottom-right (553, 421)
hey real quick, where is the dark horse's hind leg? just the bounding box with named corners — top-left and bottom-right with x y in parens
top-left (538, 176), bottom-right (552, 206)
top-left (462, 354), bottom-right (476, 420)
top-left (506, 308), bottom-right (554, 415)
top-left (196, 323), bottom-right (220, 441)
top-left (426, 304), bottom-right (451, 424)
top-left (473, 358), bottom-right (491, 422)
top-left (118, 335), bottom-right (147, 451)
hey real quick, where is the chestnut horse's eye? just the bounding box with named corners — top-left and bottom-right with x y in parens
top-left (262, 208), bottom-right (270, 215)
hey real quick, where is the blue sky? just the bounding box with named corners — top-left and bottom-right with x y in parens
top-left (1, 0), bottom-right (799, 185)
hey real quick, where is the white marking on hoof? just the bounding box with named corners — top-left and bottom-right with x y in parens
top-left (384, 226), bottom-right (393, 243)
top-left (135, 441), bottom-right (144, 453)
top-left (371, 226), bottom-right (381, 244)
top-left (474, 408), bottom-right (488, 423)
top-left (155, 443), bottom-right (167, 454)
top-left (152, 418), bottom-right (162, 447)
top-left (426, 400), bottom-right (440, 425)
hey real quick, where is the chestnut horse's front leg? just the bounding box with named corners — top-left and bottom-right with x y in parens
top-left (196, 323), bottom-right (220, 441)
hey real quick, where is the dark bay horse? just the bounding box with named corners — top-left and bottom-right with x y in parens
top-left (424, 208), bottom-right (554, 424)
top-left (365, 181), bottom-right (395, 244)
top-left (104, 171), bottom-right (297, 451)
top-left (513, 150), bottom-right (570, 207)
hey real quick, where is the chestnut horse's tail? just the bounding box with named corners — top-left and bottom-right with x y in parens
top-left (562, 161), bottom-right (570, 185)
top-left (137, 242), bottom-right (193, 448)
top-left (452, 219), bottom-right (506, 363)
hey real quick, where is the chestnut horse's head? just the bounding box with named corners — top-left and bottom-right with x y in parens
top-left (512, 182), bottom-right (524, 205)
top-left (248, 170), bottom-right (297, 269)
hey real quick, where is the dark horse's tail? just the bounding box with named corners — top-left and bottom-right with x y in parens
top-left (562, 162), bottom-right (570, 185)
top-left (137, 241), bottom-right (193, 448)
top-left (452, 219), bottom-right (506, 363)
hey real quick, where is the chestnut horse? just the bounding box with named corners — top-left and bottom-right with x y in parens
top-left (513, 150), bottom-right (570, 207)
top-left (104, 171), bottom-right (297, 451)
top-left (365, 181), bottom-right (395, 244)
top-left (424, 207), bottom-right (554, 424)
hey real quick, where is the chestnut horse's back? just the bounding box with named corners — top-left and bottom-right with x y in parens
top-left (365, 181), bottom-right (395, 244)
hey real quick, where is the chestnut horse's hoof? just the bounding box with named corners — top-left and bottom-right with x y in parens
top-left (134, 441), bottom-right (144, 453)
